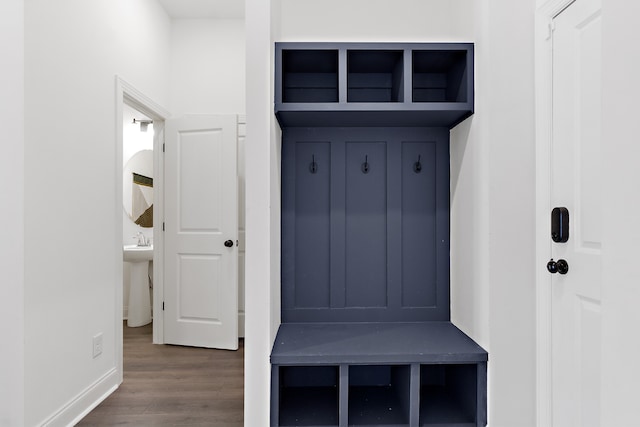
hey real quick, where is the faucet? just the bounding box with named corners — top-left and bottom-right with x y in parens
top-left (135, 232), bottom-right (149, 247)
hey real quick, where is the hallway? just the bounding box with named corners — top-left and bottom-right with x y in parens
top-left (78, 323), bottom-right (244, 426)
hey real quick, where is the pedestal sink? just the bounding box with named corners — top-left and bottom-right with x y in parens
top-left (123, 244), bottom-right (153, 327)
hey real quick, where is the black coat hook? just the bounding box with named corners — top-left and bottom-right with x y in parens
top-left (361, 155), bottom-right (370, 174)
top-left (414, 155), bottom-right (422, 173)
top-left (309, 154), bottom-right (318, 174)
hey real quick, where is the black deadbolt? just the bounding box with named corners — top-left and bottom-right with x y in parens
top-left (547, 258), bottom-right (569, 275)
top-left (224, 239), bottom-right (234, 248)
top-left (551, 207), bottom-right (569, 243)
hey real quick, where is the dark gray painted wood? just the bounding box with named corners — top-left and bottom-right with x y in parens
top-left (273, 42), bottom-right (485, 427)
top-left (477, 362), bottom-right (488, 427)
top-left (278, 366), bottom-right (339, 426)
top-left (294, 142), bottom-right (331, 308)
top-left (270, 322), bottom-right (488, 365)
top-left (401, 141), bottom-right (437, 308)
top-left (275, 42), bottom-right (474, 128)
top-left (282, 127), bottom-right (450, 323)
top-left (420, 364), bottom-right (478, 425)
top-left (271, 365), bottom-right (279, 427)
top-left (339, 365), bottom-right (349, 427)
top-left (410, 364), bottom-right (420, 427)
top-left (348, 365), bottom-right (411, 426)
top-left (345, 141), bottom-right (387, 308)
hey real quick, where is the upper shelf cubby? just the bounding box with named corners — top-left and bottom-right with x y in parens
top-left (282, 49), bottom-right (339, 103)
top-left (275, 42), bottom-right (474, 128)
top-left (413, 50), bottom-right (468, 103)
top-left (348, 50), bottom-right (404, 103)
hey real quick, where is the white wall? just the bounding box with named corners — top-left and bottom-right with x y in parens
top-left (451, 0), bottom-right (537, 425)
top-left (170, 19), bottom-right (245, 116)
top-left (23, 1), bottom-right (171, 424)
top-left (245, 0), bottom-right (282, 424)
top-left (279, 0), bottom-right (474, 41)
top-left (601, 1), bottom-right (640, 424)
top-left (0, 0), bottom-right (24, 425)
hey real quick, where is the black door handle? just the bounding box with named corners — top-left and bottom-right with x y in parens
top-left (547, 258), bottom-right (569, 275)
top-left (224, 239), bottom-right (234, 248)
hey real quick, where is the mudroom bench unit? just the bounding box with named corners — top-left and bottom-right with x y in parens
top-left (271, 42), bottom-right (488, 427)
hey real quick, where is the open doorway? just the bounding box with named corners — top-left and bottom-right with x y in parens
top-left (115, 77), bottom-right (170, 379)
top-left (122, 102), bottom-right (155, 330)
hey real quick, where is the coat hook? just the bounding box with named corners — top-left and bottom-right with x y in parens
top-left (361, 155), bottom-right (370, 174)
top-left (309, 154), bottom-right (318, 174)
top-left (414, 155), bottom-right (422, 173)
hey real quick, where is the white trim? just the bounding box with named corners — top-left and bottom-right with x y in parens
top-left (534, 1), bottom-right (575, 426)
top-left (39, 368), bottom-right (118, 427)
top-left (115, 77), bottom-right (170, 370)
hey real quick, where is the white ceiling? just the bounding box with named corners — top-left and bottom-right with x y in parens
top-left (157, 0), bottom-right (245, 19)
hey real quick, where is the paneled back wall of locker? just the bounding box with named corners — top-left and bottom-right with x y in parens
top-left (281, 127), bottom-right (451, 323)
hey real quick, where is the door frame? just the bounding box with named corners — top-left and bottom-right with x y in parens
top-left (115, 77), bottom-right (170, 378)
top-left (534, 1), bottom-right (576, 425)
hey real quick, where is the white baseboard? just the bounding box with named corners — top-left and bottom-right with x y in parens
top-left (40, 368), bottom-right (119, 427)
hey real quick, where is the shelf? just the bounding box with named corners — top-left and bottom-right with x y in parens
top-left (349, 365), bottom-right (410, 426)
top-left (279, 366), bottom-right (339, 426)
top-left (271, 322), bottom-right (487, 365)
top-left (282, 49), bottom-right (339, 103)
top-left (413, 50), bottom-right (468, 103)
top-left (348, 50), bottom-right (404, 103)
top-left (275, 43), bottom-right (474, 128)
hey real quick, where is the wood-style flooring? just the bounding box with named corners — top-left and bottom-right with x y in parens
top-left (78, 323), bottom-right (244, 426)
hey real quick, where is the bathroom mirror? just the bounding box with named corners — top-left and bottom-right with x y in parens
top-left (123, 149), bottom-right (153, 228)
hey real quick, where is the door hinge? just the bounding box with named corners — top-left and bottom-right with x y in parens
top-left (162, 222), bottom-right (165, 231)
top-left (162, 301), bottom-right (165, 311)
top-left (162, 143), bottom-right (165, 153)
top-left (547, 20), bottom-right (556, 40)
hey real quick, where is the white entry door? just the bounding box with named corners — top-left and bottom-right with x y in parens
top-left (551, 0), bottom-right (602, 425)
top-left (164, 115), bottom-right (238, 350)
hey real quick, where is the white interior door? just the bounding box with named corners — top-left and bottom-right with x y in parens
top-left (164, 115), bottom-right (238, 350)
top-left (551, 0), bottom-right (602, 425)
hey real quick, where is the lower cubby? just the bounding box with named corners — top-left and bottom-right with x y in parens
top-left (419, 365), bottom-right (478, 427)
top-left (348, 365), bottom-right (410, 426)
top-left (279, 366), bottom-right (339, 427)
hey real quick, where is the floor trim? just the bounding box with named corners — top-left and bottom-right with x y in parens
top-left (40, 368), bottom-right (119, 427)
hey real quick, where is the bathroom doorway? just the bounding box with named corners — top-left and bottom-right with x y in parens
top-left (116, 77), bottom-right (170, 380)
top-left (122, 102), bottom-right (155, 329)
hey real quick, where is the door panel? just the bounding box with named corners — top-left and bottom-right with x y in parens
top-left (164, 115), bottom-right (238, 350)
top-left (551, 0), bottom-right (602, 424)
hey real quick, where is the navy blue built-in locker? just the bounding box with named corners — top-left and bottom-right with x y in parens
top-left (271, 43), bottom-right (487, 427)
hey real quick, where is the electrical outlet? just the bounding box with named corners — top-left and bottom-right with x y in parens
top-left (93, 333), bottom-right (103, 358)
